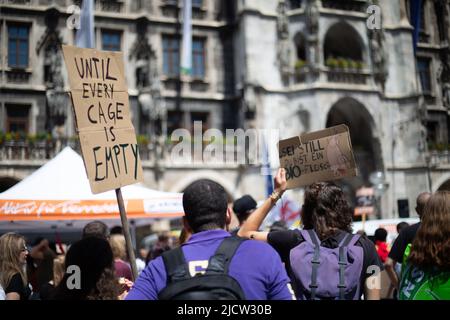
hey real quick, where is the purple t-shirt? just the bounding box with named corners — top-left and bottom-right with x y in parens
top-left (126, 230), bottom-right (294, 300)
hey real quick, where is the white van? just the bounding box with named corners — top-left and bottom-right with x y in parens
top-left (352, 217), bottom-right (419, 246)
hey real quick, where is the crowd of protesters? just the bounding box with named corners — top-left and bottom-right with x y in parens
top-left (0, 168), bottom-right (448, 300)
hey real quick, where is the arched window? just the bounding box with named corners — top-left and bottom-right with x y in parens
top-left (324, 22), bottom-right (363, 69)
top-left (437, 179), bottom-right (450, 191)
top-left (293, 32), bottom-right (306, 69)
top-left (326, 97), bottom-right (383, 183)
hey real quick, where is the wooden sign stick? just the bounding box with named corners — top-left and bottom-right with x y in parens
top-left (115, 188), bottom-right (138, 281)
top-left (362, 211), bottom-right (367, 232)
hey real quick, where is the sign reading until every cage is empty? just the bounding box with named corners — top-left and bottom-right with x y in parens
top-left (62, 45), bottom-right (143, 194)
top-left (278, 124), bottom-right (357, 189)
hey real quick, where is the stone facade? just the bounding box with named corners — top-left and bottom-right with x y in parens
top-left (233, 0), bottom-right (450, 218)
top-left (0, 0), bottom-right (449, 219)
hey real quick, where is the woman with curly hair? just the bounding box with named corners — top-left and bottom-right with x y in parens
top-left (238, 169), bottom-right (383, 300)
top-left (399, 191), bottom-right (450, 300)
top-left (52, 237), bottom-right (121, 300)
top-left (0, 232), bottom-right (31, 300)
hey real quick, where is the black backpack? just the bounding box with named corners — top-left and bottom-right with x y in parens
top-left (158, 236), bottom-right (246, 300)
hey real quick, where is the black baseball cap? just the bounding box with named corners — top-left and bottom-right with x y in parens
top-left (233, 195), bottom-right (257, 217)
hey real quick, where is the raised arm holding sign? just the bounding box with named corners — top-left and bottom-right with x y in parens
top-left (62, 45), bottom-right (143, 280)
top-left (239, 124), bottom-right (357, 240)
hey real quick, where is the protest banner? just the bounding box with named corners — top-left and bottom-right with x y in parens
top-left (278, 124), bottom-right (357, 189)
top-left (62, 45), bottom-right (144, 280)
top-left (62, 45), bottom-right (143, 194)
top-left (354, 186), bottom-right (376, 230)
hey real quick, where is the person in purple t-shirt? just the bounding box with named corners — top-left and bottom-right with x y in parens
top-left (126, 180), bottom-right (295, 300)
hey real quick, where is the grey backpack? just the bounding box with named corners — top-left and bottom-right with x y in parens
top-left (158, 236), bottom-right (246, 300)
top-left (289, 229), bottom-right (364, 300)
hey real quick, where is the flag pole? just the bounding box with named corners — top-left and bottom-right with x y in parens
top-left (181, 0), bottom-right (192, 77)
top-left (115, 188), bottom-right (138, 281)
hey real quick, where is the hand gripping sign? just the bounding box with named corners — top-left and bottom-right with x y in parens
top-left (62, 45), bottom-right (143, 194)
top-left (278, 124), bottom-right (357, 189)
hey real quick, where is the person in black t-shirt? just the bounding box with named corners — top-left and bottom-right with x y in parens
top-left (39, 255), bottom-right (65, 300)
top-left (28, 238), bottom-right (57, 294)
top-left (238, 169), bottom-right (383, 300)
top-left (385, 192), bottom-right (431, 290)
top-left (0, 232), bottom-right (32, 300)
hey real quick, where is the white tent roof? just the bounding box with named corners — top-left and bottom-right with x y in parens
top-left (0, 146), bottom-right (177, 200)
top-left (0, 147), bottom-right (183, 232)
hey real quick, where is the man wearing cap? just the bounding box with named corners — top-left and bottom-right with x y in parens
top-left (230, 195), bottom-right (257, 236)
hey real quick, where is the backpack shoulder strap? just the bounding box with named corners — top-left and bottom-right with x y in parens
top-left (337, 233), bottom-right (360, 300)
top-left (338, 232), bottom-right (359, 247)
top-left (301, 229), bottom-right (321, 300)
top-left (161, 247), bottom-right (190, 283)
top-left (299, 229), bottom-right (320, 246)
top-left (206, 236), bottom-right (246, 275)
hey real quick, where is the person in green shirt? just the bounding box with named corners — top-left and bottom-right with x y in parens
top-left (399, 191), bottom-right (450, 300)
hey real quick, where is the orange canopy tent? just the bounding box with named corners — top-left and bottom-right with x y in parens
top-left (0, 147), bottom-right (184, 232)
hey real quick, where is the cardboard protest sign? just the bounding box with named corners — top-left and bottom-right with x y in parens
top-left (278, 124), bottom-right (356, 189)
top-left (62, 45), bottom-right (143, 194)
top-left (354, 187), bottom-right (375, 216)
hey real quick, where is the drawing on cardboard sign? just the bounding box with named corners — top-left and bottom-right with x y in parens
top-left (278, 124), bottom-right (356, 189)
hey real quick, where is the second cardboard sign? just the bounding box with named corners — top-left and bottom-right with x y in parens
top-left (278, 124), bottom-right (357, 189)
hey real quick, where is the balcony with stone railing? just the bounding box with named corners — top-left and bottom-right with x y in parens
top-left (3, 0), bottom-right (31, 4)
top-left (428, 150), bottom-right (450, 167)
top-left (97, 0), bottom-right (124, 13)
top-left (0, 135), bottom-right (248, 167)
top-left (70, 0), bottom-right (125, 13)
top-left (325, 68), bottom-right (369, 84)
top-left (324, 58), bottom-right (369, 84)
top-left (0, 136), bottom-right (80, 162)
top-left (292, 60), bottom-right (370, 85)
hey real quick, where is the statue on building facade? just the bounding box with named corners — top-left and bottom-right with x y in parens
top-left (44, 43), bottom-right (64, 89)
top-left (438, 49), bottom-right (450, 109)
top-left (306, 0), bottom-right (319, 35)
top-left (136, 55), bottom-right (150, 89)
top-left (132, 17), bottom-right (167, 140)
top-left (38, 9), bottom-right (68, 134)
top-left (276, 0), bottom-right (291, 82)
top-left (44, 41), bottom-right (67, 130)
top-left (369, 29), bottom-right (388, 91)
top-left (443, 83), bottom-right (450, 109)
top-left (435, 2), bottom-right (450, 109)
top-left (277, 0), bottom-right (289, 37)
top-left (399, 0), bottom-right (410, 26)
top-left (305, 0), bottom-right (320, 75)
top-left (243, 82), bottom-right (257, 115)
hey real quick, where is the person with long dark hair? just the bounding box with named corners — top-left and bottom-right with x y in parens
top-left (238, 168), bottom-right (383, 300)
top-left (52, 237), bottom-right (121, 300)
top-left (399, 191), bottom-right (450, 300)
top-left (0, 232), bottom-right (31, 300)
